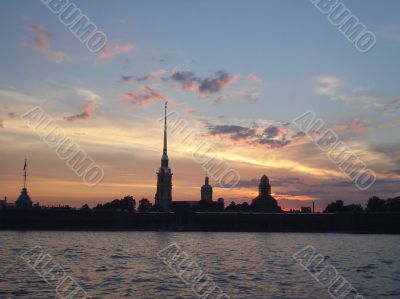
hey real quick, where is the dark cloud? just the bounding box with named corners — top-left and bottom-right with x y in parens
top-left (120, 75), bottom-right (134, 82)
top-left (271, 177), bottom-right (303, 186)
top-left (207, 125), bottom-right (256, 140)
top-left (263, 126), bottom-right (279, 138)
top-left (292, 131), bottom-right (306, 139)
top-left (387, 169), bottom-right (400, 175)
top-left (235, 178), bottom-right (260, 188)
top-left (167, 70), bottom-right (238, 95)
top-left (206, 122), bottom-right (306, 149)
top-left (198, 71), bottom-right (238, 94)
top-left (258, 125), bottom-right (291, 148)
top-left (235, 177), bottom-right (303, 189)
top-left (258, 137), bottom-right (290, 148)
top-left (120, 70), bottom-right (165, 83)
top-left (169, 71), bottom-right (198, 91)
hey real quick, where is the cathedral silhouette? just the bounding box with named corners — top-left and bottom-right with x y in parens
top-left (153, 102), bottom-right (281, 212)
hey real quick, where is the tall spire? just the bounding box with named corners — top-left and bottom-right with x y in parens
top-left (155, 101), bottom-right (173, 211)
top-left (23, 158), bottom-right (27, 189)
top-left (163, 101), bottom-right (168, 156)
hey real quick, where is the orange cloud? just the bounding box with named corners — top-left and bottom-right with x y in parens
top-left (26, 24), bottom-right (53, 52)
top-left (64, 100), bottom-right (97, 123)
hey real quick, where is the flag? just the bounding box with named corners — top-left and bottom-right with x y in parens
top-left (23, 159), bottom-right (27, 171)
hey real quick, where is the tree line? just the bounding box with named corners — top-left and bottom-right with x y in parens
top-left (81, 195), bottom-right (400, 213)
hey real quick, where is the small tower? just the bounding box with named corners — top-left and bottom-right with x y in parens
top-left (15, 158), bottom-right (33, 208)
top-left (201, 176), bottom-right (213, 202)
top-left (258, 175), bottom-right (271, 198)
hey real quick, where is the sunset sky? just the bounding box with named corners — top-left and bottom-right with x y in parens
top-left (0, 0), bottom-right (399, 211)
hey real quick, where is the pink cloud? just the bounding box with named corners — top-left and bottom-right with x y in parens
top-left (333, 119), bottom-right (371, 133)
top-left (26, 24), bottom-right (53, 52)
top-left (120, 86), bottom-right (164, 107)
top-left (24, 24), bottom-right (67, 63)
top-left (64, 100), bottom-right (97, 123)
top-left (147, 69), bottom-right (165, 80)
top-left (183, 108), bottom-right (195, 114)
top-left (0, 118), bottom-right (4, 128)
top-left (98, 42), bottom-right (135, 60)
top-left (245, 74), bottom-right (262, 83)
top-left (332, 124), bottom-right (349, 132)
top-left (8, 112), bottom-right (16, 119)
top-left (351, 119), bottom-right (370, 132)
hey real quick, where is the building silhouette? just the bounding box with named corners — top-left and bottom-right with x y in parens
top-left (155, 102), bottom-right (172, 211)
top-left (201, 176), bottom-right (213, 202)
top-left (15, 159), bottom-right (33, 208)
top-left (251, 175), bottom-right (282, 212)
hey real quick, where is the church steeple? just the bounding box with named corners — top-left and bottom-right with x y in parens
top-left (155, 101), bottom-right (173, 211)
top-left (163, 101), bottom-right (167, 155)
top-left (161, 101), bottom-right (168, 168)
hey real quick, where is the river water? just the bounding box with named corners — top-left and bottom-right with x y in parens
top-left (0, 232), bottom-right (399, 298)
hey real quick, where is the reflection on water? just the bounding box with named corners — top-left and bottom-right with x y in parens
top-left (0, 232), bottom-right (399, 298)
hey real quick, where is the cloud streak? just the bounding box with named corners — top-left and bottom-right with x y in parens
top-left (206, 123), bottom-right (304, 149)
top-left (313, 75), bottom-right (382, 109)
top-left (120, 69), bottom-right (166, 83)
top-left (120, 86), bottom-right (164, 107)
top-left (64, 100), bottom-right (97, 123)
top-left (98, 42), bottom-right (134, 60)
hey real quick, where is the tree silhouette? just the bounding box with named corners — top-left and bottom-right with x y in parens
top-left (94, 196), bottom-right (136, 212)
top-left (138, 198), bottom-right (152, 212)
top-left (366, 196), bottom-right (386, 212)
top-left (80, 204), bottom-right (91, 210)
top-left (324, 200), bottom-right (363, 213)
